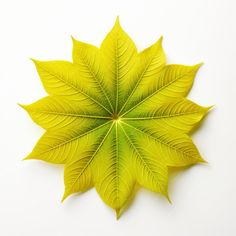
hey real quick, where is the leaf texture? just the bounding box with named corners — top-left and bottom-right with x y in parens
top-left (22, 17), bottom-right (210, 219)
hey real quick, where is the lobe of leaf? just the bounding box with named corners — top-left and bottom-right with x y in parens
top-left (21, 18), bottom-right (211, 219)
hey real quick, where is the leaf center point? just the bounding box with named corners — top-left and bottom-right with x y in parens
top-left (112, 113), bottom-right (120, 122)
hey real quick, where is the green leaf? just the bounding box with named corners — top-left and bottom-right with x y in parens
top-left (22, 18), bottom-right (210, 219)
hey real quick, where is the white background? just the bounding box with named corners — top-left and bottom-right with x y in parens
top-left (0, 0), bottom-right (235, 235)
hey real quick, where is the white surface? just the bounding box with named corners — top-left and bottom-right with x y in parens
top-left (0, 0), bottom-right (235, 235)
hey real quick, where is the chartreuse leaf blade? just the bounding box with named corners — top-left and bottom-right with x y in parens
top-left (20, 96), bottom-right (110, 130)
top-left (94, 123), bottom-right (135, 216)
top-left (118, 36), bottom-right (166, 115)
top-left (122, 121), bottom-right (205, 167)
top-left (100, 17), bottom-right (138, 113)
top-left (120, 124), bottom-right (169, 197)
top-left (32, 60), bottom-right (112, 114)
top-left (25, 121), bottom-right (111, 164)
top-left (124, 98), bottom-right (210, 133)
top-left (72, 38), bottom-right (114, 113)
top-left (62, 121), bottom-right (113, 200)
top-left (121, 63), bottom-right (202, 117)
top-left (22, 18), bottom-right (210, 219)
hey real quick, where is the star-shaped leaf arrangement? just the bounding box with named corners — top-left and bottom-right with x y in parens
top-left (21, 17), bottom-right (210, 219)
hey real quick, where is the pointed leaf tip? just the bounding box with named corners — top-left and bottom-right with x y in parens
top-left (154, 36), bottom-right (164, 47)
top-left (71, 35), bottom-right (76, 43)
top-left (61, 191), bottom-right (69, 203)
top-left (116, 208), bottom-right (121, 220)
top-left (115, 16), bottom-right (120, 25)
top-left (29, 58), bottom-right (37, 63)
top-left (207, 105), bottom-right (215, 111)
top-left (165, 192), bottom-right (172, 204)
top-left (159, 35), bottom-right (163, 43)
top-left (23, 155), bottom-right (32, 161)
top-left (112, 16), bottom-right (121, 31)
top-left (61, 189), bottom-right (73, 203)
top-left (196, 62), bottom-right (204, 69)
top-left (18, 103), bottom-right (26, 109)
top-left (30, 58), bottom-right (41, 66)
top-left (198, 157), bottom-right (208, 164)
top-left (71, 35), bottom-right (82, 46)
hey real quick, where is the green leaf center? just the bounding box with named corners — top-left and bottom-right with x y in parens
top-left (111, 113), bottom-right (120, 121)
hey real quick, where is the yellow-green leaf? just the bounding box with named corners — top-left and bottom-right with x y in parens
top-left (124, 98), bottom-right (210, 133)
top-left (20, 96), bottom-right (109, 130)
top-left (21, 18), bottom-right (210, 219)
top-left (100, 17), bottom-right (138, 113)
